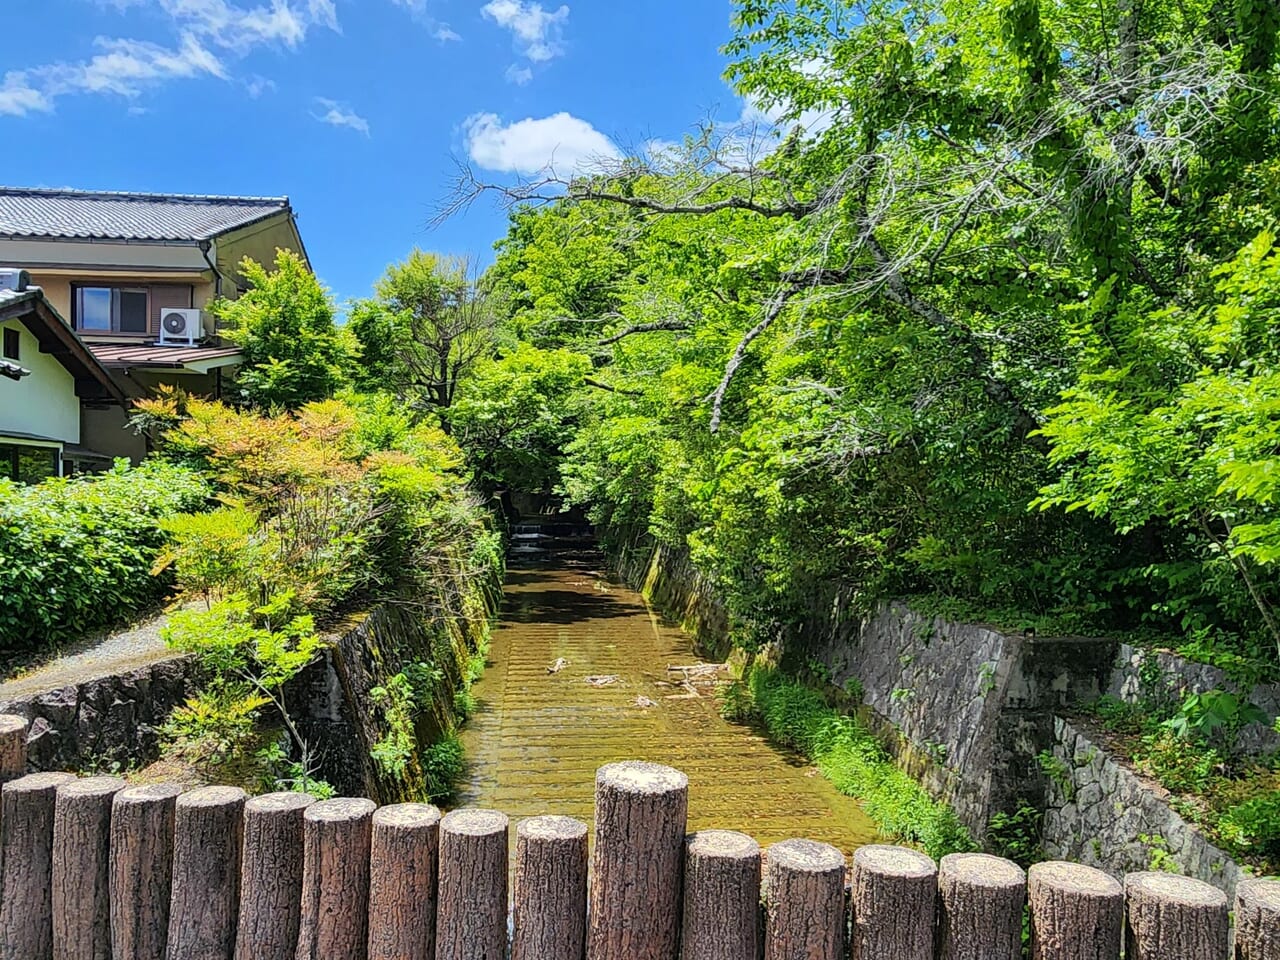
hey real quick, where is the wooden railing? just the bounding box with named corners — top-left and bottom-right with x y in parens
top-left (0, 715), bottom-right (1276, 960)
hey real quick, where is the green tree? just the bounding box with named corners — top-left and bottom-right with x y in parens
top-left (214, 249), bottom-right (351, 410)
top-left (448, 343), bottom-right (591, 492)
top-left (349, 250), bottom-right (499, 410)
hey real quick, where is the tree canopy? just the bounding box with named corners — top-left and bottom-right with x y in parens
top-left (443, 0), bottom-right (1280, 672)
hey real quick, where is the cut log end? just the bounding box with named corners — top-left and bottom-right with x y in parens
top-left (373, 802), bottom-right (441, 830)
top-left (57, 775), bottom-right (125, 800)
top-left (115, 782), bottom-right (185, 806)
top-left (687, 829), bottom-right (760, 862)
top-left (1236, 876), bottom-right (1280, 912)
top-left (596, 760), bottom-right (689, 796)
top-left (1028, 861), bottom-right (1123, 899)
top-left (940, 852), bottom-right (1025, 889)
top-left (4, 771), bottom-right (77, 795)
top-left (177, 784), bottom-right (247, 809)
top-left (768, 837), bottom-right (846, 874)
top-left (1124, 872), bottom-right (1228, 909)
top-left (245, 791), bottom-right (315, 815)
top-left (519, 814), bottom-right (588, 842)
top-left (0, 714), bottom-right (28, 734)
top-left (854, 843), bottom-right (936, 879)
top-left (305, 797), bottom-right (378, 823)
top-left (441, 807), bottom-right (508, 837)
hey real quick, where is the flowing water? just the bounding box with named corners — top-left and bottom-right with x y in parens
top-left (456, 559), bottom-right (879, 852)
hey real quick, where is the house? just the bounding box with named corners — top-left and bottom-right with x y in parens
top-left (0, 280), bottom-right (127, 481)
top-left (0, 186), bottom-right (310, 462)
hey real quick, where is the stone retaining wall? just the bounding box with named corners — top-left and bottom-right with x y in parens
top-left (1042, 717), bottom-right (1243, 898)
top-left (0, 655), bottom-right (199, 773)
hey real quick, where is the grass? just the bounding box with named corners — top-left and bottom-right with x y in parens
top-left (723, 664), bottom-right (976, 860)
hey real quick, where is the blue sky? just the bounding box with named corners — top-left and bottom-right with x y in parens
top-left (0, 1), bottom-right (752, 303)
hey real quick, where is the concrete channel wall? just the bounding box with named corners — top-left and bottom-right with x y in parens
top-left (634, 543), bottom-right (1259, 897)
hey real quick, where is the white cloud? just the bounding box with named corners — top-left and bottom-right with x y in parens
top-left (243, 74), bottom-right (277, 98)
top-left (314, 97), bottom-right (370, 136)
top-left (464, 111), bottom-right (618, 175)
top-left (34, 34), bottom-right (226, 99)
top-left (0, 74), bottom-right (51, 117)
top-left (482, 0), bottom-right (568, 63)
top-left (504, 64), bottom-right (533, 86)
top-left (0, 0), bottom-right (338, 117)
top-left (434, 25), bottom-right (461, 42)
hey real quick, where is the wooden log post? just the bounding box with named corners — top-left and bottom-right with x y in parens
top-left (763, 838), bottom-right (845, 960)
top-left (166, 785), bottom-right (247, 960)
top-left (52, 775), bottom-right (125, 960)
top-left (295, 797), bottom-right (376, 960)
top-left (1027, 861), bottom-right (1123, 960)
top-left (681, 830), bottom-right (761, 960)
top-left (235, 792), bottom-right (315, 960)
top-left (588, 761), bottom-right (689, 960)
top-left (1233, 877), bottom-right (1280, 960)
top-left (110, 784), bottom-right (184, 960)
top-left (0, 771), bottom-right (77, 960)
top-left (1124, 872), bottom-right (1229, 960)
top-left (850, 844), bottom-right (938, 960)
top-left (512, 815), bottom-right (588, 960)
top-left (367, 803), bottom-right (441, 960)
top-left (435, 809), bottom-right (509, 960)
top-left (0, 714), bottom-right (28, 784)
top-left (936, 852), bottom-right (1026, 960)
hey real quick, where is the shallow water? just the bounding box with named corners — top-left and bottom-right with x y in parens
top-left (455, 561), bottom-right (879, 853)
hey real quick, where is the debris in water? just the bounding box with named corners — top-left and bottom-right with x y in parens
top-left (584, 674), bottom-right (622, 686)
top-left (547, 658), bottom-right (569, 674)
top-left (634, 696), bottom-right (656, 708)
top-left (666, 662), bottom-right (730, 681)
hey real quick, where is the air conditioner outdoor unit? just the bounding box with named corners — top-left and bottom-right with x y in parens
top-left (159, 308), bottom-right (202, 346)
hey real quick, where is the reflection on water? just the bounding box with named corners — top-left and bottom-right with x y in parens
top-left (455, 562), bottom-right (879, 852)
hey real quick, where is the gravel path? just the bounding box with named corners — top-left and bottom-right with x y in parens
top-left (0, 606), bottom-right (190, 700)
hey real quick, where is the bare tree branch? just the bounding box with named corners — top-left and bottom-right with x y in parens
top-left (598, 320), bottom-right (693, 345)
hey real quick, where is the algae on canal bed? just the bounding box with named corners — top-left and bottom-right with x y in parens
top-left (455, 562), bottom-right (879, 851)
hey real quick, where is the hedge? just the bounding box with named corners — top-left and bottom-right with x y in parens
top-left (0, 460), bottom-right (210, 647)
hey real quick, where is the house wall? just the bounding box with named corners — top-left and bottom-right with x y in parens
top-left (0, 317), bottom-right (79, 444)
top-left (81, 404), bottom-right (146, 463)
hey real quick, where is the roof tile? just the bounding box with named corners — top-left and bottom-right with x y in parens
top-left (0, 187), bottom-right (290, 242)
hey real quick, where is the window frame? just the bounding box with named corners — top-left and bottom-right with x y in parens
top-left (2, 327), bottom-right (17, 361)
top-left (1, 443), bottom-right (60, 483)
top-left (72, 284), bottom-right (152, 336)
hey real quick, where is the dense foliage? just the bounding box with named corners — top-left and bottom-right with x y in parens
top-left (453, 0), bottom-right (1280, 679)
top-left (214, 249), bottom-right (354, 410)
top-left (137, 390), bottom-right (501, 794)
top-left (0, 461), bottom-right (210, 647)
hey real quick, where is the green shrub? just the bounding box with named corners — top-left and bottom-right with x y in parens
top-left (1135, 731), bottom-right (1223, 793)
top-left (421, 734), bottom-right (466, 801)
top-left (988, 802), bottom-right (1042, 866)
top-left (743, 666), bottom-right (975, 859)
top-left (1216, 792), bottom-right (1280, 858)
top-left (0, 460), bottom-right (210, 646)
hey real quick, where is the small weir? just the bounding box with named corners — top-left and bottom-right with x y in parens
top-left (456, 527), bottom-right (878, 851)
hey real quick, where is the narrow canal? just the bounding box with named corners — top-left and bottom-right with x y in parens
top-left (456, 560), bottom-right (878, 851)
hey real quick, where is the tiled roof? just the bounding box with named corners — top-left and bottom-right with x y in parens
top-left (0, 187), bottom-right (291, 242)
top-left (90, 344), bottom-right (243, 369)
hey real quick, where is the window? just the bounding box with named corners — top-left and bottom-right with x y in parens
top-left (73, 286), bottom-right (149, 334)
top-left (1, 444), bottom-right (58, 484)
top-left (2, 328), bottom-right (16, 361)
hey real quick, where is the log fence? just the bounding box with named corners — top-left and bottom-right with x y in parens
top-left (0, 716), bottom-right (1276, 960)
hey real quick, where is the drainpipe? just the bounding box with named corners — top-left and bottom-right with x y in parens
top-left (198, 239), bottom-right (224, 297)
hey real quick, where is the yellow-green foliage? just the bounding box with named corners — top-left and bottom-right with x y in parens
top-left (725, 664), bottom-right (975, 860)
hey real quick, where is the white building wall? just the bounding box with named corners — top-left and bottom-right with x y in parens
top-left (0, 319), bottom-right (80, 444)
